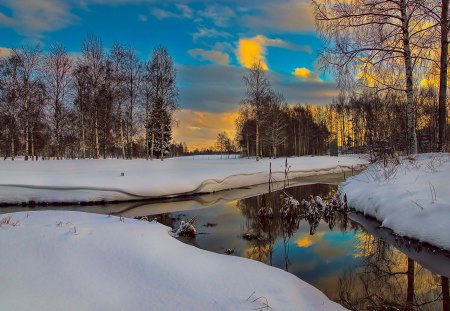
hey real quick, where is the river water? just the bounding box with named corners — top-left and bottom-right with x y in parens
top-left (2, 180), bottom-right (449, 310)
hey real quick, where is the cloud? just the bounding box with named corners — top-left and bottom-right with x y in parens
top-left (177, 64), bottom-right (247, 113)
top-left (173, 109), bottom-right (238, 150)
top-left (188, 49), bottom-right (230, 65)
top-left (192, 27), bottom-right (231, 42)
top-left (137, 14), bottom-right (148, 22)
top-left (151, 4), bottom-right (192, 20)
top-left (0, 0), bottom-right (77, 38)
top-left (242, 0), bottom-right (315, 33)
top-left (177, 64), bottom-right (337, 116)
top-left (197, 4), bottom-right (235, 27)
top-left (237, 35), bottom-right (311, 70)
top-left (0, 47), bottom-right (14, 58)
top-left (293, 67), bottom-right (322, 82)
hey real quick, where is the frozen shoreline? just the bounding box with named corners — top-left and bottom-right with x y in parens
top-left (0, 210), bottom-right (347, 311)
top-left (0, 155), bottom-right (366, 205)
top-left (342, 153), bottom-right (450, 251)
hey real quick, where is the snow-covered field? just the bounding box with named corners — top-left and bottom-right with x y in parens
top-left (342, 153), bottom-right (450, 251)
top-left (0, 156), bottom-right (366, 204)
top-left (0, 211), bottom-right (346, 311)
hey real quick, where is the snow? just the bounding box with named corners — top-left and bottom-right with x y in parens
top-left (342, 153), bottom-right (450, 251)
top-left (0, 155), bottom-right (366, 204)
top-left (0, 211), bottom-right (346, 311)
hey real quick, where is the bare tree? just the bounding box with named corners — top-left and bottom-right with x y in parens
top-left (314, 0), bottom-right (436, 154)
top-left (81, 35), bottom-right (104, 159)
top-left (12, 46), bottom-right (43, 160)
top-left (242, 61), bottom-right (271, 161)
top-left (43, 43), bottom-right (72, 159)
top-left (265, 91), bottom-right (287, 159)
top-left (109, 43), bottom-right (127, 159)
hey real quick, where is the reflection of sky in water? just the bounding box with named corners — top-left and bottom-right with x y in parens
top-left (155, 184), bottom-right (448, 310)
top-left (162, 184), bottom-right (364, 300)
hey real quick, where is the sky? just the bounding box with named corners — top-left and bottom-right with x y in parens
top-left (0, 0), bottom-right (339, 150)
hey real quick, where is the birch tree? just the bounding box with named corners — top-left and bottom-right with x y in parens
top-left (313, 0), bottom-right (435, 154)
top-left (43, 43), bottom-right (72, 159)
top-left (242, 61), bottom-right (271, 161)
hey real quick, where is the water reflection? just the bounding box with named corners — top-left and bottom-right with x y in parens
top-left (148, 184), bottom-right (449, 311)
top-left (1, 180), bottom-right (448, 310)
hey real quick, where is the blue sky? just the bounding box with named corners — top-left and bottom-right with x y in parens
top-left (0, 0), bottom-right (338, 148)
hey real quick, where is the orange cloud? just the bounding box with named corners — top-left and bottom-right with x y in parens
top-left (237, 35), bottom-right (269, 70)
top-left (293, 67), bottom-right (322, 82)
top-left (172, 109), bottom-right (238, 150)
top-left (0, 47), bottom-right (13, 58)
top-left (237, 35), bottom-right (311, 70)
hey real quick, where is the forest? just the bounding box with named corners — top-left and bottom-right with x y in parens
top-left (0, 36), bottom-right (180, 160)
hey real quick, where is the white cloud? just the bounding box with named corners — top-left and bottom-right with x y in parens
top-left (197, 5), bottom-right (235, 27)
top-left (151, 4), bottom-right (193, 20)
top-left (192, 27), bottom-right (231, 42)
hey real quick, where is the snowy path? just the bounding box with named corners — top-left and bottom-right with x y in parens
top-left (0, 155), bottom-right (366, 205)
top-left (0, 211), bottom-right (347, 311)
top-left (342, 153), bottom-right (450, 251)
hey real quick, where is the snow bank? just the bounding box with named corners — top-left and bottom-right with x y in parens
top-left (0, 211), bottom-right (346, 311)
top-left (0, 156), bottom-right (366, 204)
top-left (342, 153), bottom-right (450, 251)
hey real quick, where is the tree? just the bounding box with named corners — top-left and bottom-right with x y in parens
top-left (216, 131), bottom-right (233, 157)
top-left (313, 0), bottom-right (435, 154)
top-left (80, 35), bottom-right (104, 159)
top-left (242, 61), bottom-right (271, 161)
top-left (43, 43), bottom-right (72, 159)
top-left (419, 0), bottom-right (449, 150)
top-left (146, 46), bottom-right (178, 161)
top-left (265, 91), bottom-right (287, 158)
top-left (11, 46), bottom-right (43, 160)
top-left (122, 48), bottom-right (141, 159)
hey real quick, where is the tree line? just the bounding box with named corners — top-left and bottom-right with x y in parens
top-left (235, 62), bottom-right (331, 160)
top-left (0, 35), bottom-right (179, 160)
top-left (235, 0), bottom-right (450, 159)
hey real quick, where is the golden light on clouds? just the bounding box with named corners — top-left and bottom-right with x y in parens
top-left (293, 67), bottom-right (322, 82)
top-left (236, 35), bottom-right (311, 70)
top-left (237, 35), bottom-right (270, 70)
top-left (172, 109), bottom-right (238, 150)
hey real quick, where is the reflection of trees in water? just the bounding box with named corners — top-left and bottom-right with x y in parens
top-left (337, 232), bottom-right (448, 311)
top-left (237, 184), bottom-right (340, 269)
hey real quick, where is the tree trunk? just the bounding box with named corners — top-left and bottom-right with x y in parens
top-left (438, 0), bottom-right (449, 151)
top-left (81, 113), bottom-right (86, 159)
top-left (120, 115), bottom-right (126, 160)
top-left (401, 0), bottom-right (418, 154)
top-left (160, 122), bottom-right (165, 161)
top-left (11, 136), bottom-right (15, 161)
top-left (256, 122), bottom-right (260, 161)
top-left (150, 125), bottom-right (155, 160)
top-left (95, 109), bottom-right (100, 159)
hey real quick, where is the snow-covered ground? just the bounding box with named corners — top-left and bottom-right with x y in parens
top-left (342, 153), bottom-right (450, 251)
top-left (0, 156), bottom-right (366, 204)
top-left (0, 211), bottom-right (346, 311)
